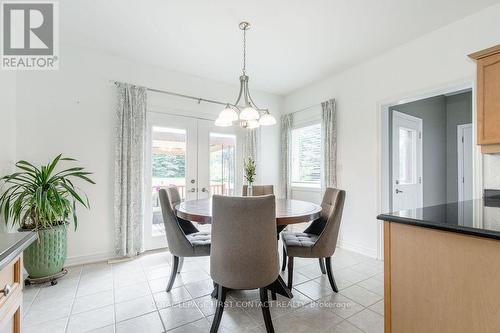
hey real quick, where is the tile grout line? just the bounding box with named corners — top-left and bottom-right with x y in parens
top-left (65, 265), bottom-right (83, 333)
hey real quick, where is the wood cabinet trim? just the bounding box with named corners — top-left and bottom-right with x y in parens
top-left (468, 44), bottom-right (500, 60)
top-left (384, 222), bottom-right (391, 333)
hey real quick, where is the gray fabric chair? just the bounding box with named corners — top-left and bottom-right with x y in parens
top-left (210, 195), bottom-right (278, 333)
top-left (282, 188), bottom-right (346, 292)
top-left (242, 184), bottom-right (274, 196)
top-left (165, 186), bottom-right (200, 235)
top-left (158, 187), bottom-right (211, 292)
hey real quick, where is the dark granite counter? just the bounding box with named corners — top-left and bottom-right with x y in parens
top-left (0, 232), bottom-right (37, 270)
top-left (377, 199), bottom-right (500, 240)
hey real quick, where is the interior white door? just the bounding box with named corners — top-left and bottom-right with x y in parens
top-left (458, 123), bottom-right (473, 201)
top-left (392, 111), bottom-right (423, 212)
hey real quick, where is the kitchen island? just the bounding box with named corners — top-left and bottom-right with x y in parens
top-left (0, 232), bottom-right (37, 333)
top-left (377, 199), bottom-right (500, 333)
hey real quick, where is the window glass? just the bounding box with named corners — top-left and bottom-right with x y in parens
top-left (291, 123), bottom-right (321, 187)
top-left (398, 127), bottom-right (416, 185)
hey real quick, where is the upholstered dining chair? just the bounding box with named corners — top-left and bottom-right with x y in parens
top-left (165, 186), bottom-right (200, 235)
top-left (158, 188), bottom-right (211, 292)
top-left (242, 184), bottom-right (274, 196)
top-left (210, 195), bottom-right (279, 333)
top-left (281, 188), bottom-right (346, 292)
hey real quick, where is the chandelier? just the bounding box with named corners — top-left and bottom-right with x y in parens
top-left (215, 22), bottom-right (277, 129)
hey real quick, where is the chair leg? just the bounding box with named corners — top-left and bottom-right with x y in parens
top-left (177, 257), bottom-right (184, 273)
top-left (260, 288), bottom-right (275, 333)
top-left (271, 290), bottom-right (277, 300)
top-left (281, 245), bottom-right (287, 271)
top-left (212, 282), bottom-right (218, 299)
top-left (210, 285), bottom-right (227, 333)
top-left (325, 257), bottom-right (338, 293)
top-left (319, 258), bottom-right (326, 274)
top-left (287, 256), bottom-right (294, 290)
top-left (166, 255), bottom-right (179, 292)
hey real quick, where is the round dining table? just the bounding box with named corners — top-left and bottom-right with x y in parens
top-left (176, 198), bottom-right (322, 225)
top-left (175, 197), bottom-right (322, 299)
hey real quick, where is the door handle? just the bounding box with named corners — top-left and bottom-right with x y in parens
top-left (395, 189), bottom-right (403, 194)
top-left (201, 187), bottom-right (209, 193)
top-left (189, 188), bottom-right (196, 193)
top-left (0, 284), bottom-right (11, 296)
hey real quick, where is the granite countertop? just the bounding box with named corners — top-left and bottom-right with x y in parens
top-left (0, 232), bottom-right (37, 270)
top-left (377, 199), bottom-right (500, 240)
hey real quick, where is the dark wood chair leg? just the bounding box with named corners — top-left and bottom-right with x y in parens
top-left (287, 256), bottom-right (294, 290)
top-left (319, 258), bottom-right (326, 274)
top-left (281, 245), bottom-right (287, 271)
top-left (166, 255), bottom-right (179, 292)
top-left (260, 288), bottom-right (275, 333)
top-left (325, 257), bottom-right (338, 292)
top-left (211, 282), bottom-right (218, 299)
top-left (210, 285), bottom-right (227, 333)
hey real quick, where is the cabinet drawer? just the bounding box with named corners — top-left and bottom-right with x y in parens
top-left (0, 256), bottom-right (22, 333)
top-left (0, 256), bottom-right (22, 307)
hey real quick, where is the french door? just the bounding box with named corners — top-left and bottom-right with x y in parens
top-left (144, 112), bottom-right (243, 249)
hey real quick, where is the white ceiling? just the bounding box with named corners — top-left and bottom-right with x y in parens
top-left (61, 0), bottom-right (499, 95)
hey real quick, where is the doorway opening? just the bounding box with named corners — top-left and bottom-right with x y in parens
top-left (387, 90), bottom-right (473, 212)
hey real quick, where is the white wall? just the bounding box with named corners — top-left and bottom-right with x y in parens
top-left (0, 72), bottom-right (17, 231)
top-left (283, 3), bottom-right (500, 258)
top-left (14, 44), bottom-right (282, 265)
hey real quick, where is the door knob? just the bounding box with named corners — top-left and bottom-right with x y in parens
top-left (201, 187), bottom-right (209, 193)
top-left (189, 188), bottom-right (196, 193)
top-left (1, 284), bottom-right (11, 296)
top-left (395, 189), bottom-right (403, 194)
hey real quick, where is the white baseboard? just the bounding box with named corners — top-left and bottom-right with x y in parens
top-left (65, 251), bottom-right (117, 267)
top-left (337, 239), bottom-right (378, 259)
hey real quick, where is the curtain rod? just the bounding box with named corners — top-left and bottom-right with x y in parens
top-left (110, 80), bottom-right (228, 107)
top-left (289, 103), bottom-right (321, 115)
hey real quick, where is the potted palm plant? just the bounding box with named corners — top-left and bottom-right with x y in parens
top-left (0, 154), bottom-right (94, 280)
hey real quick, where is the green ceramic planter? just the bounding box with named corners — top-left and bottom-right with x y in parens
top-left (22, 224), bottom-right (67, 278)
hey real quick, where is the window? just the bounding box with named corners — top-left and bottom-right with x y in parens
top-left (291, 123), bottom-right (321, 187)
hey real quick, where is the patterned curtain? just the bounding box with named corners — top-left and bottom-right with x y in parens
top-left (114, 82), bottom-right (147, 257)
top-left (322, 99), bottom-right (337, 188)
top-left (280, 113), bottom-right (294, 199)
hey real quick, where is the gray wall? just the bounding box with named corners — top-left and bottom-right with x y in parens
top-left (390, 96), bottom-right (448, 207)
top-left (446, 92), bottom-right (472, 202)
top-left (389, 92), bottom-right (472, 209)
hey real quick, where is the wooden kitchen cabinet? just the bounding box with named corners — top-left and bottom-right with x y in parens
top-left (469, 45), bottom-right (500, 153)
top-left (0, 255), bottom-right (22, 333)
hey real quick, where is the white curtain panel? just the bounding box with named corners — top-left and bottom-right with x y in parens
top-left (280, 113), bottom-right (294, 199)
top-left (114, 82), bottom-right (147, 257)
top-left (244, 128), bottom-right (259, 161)
top-left (321, 99), bottom-right (337, 188)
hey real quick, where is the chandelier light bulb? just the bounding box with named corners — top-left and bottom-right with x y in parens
top-left (215, 117), bottom-right (232, 127)
top-left (218, 105), bottom-right (239, 122)
top-left (239, 106), bottom-right (259, 121)
top-left (247, 119), bottom-right (260, 129)
top-left (258, 112), bottom-right (277, 126)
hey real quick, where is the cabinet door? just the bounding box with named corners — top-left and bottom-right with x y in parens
top-left (477, 52), bottom-right (500, 144)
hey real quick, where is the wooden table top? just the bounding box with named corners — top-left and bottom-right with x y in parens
top-left (176, 198), bottom-right (322, 225)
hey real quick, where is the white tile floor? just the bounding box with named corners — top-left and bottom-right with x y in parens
top-left (22, 247), bottom-right (384, 333)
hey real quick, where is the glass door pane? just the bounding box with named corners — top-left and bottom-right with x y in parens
top-left (210, 133), bottom-right (236, 196)
top-left (151, 127), bottom-right (187, 237)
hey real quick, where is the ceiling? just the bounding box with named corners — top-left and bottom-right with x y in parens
top-left (61, 0), bottom-right (499, 95)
